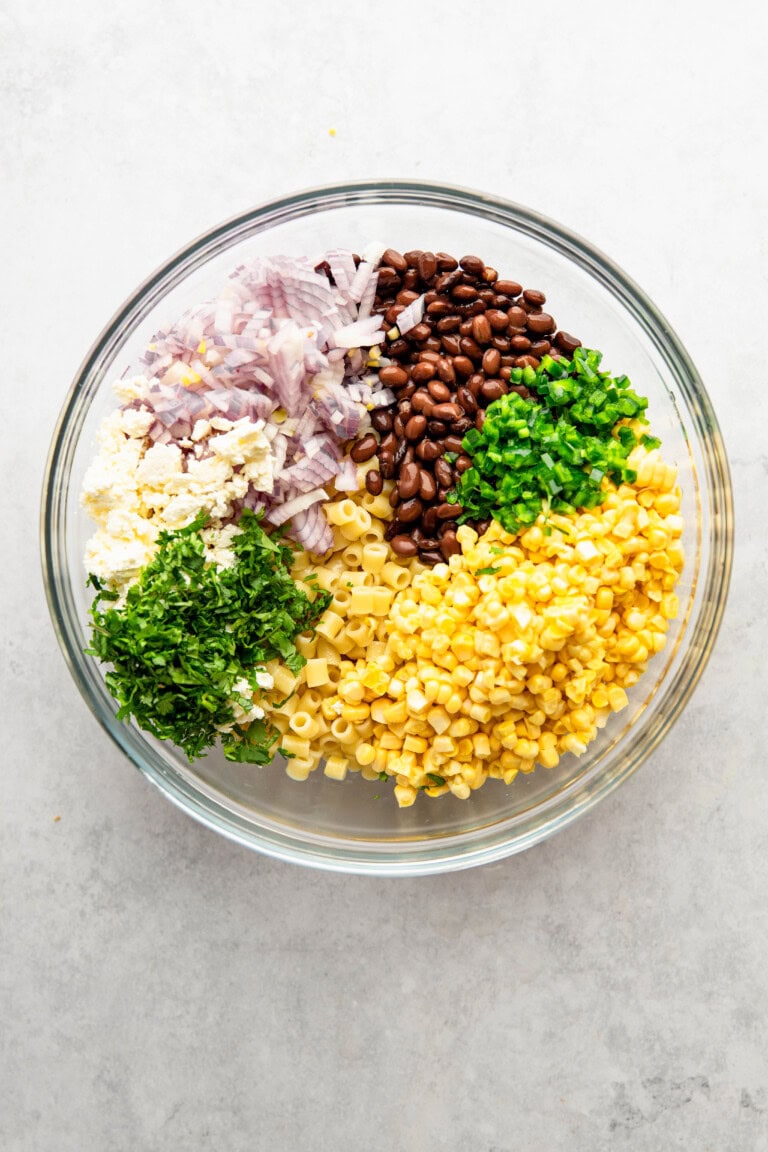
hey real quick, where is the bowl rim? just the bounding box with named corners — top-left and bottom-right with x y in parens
top-left (40, 179), bottom-right (733, 875)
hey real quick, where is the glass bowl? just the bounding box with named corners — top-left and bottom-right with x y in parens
top-left (41, 181), bottom-right (733, 875)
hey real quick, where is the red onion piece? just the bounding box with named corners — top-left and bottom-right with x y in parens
top-left (395, 294), bottom-right (425, 335)
top-left (132, 249), bottom-right (386, 547)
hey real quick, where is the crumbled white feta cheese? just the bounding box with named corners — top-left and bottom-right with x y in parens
top-left (209, 418), bottom-right (274, 492)
top-left (112, 374), bottom-right (150, 404)
top-left (229, 677), bottom-right (265, 725)
top-left (82, 396), bottom-right (274, 595)
top-left (120, 409), bottom-right (155, 439)
top-left (201, 522), bottom-right (240, 569)
top-left (135, 442), bottom-right (184, 488)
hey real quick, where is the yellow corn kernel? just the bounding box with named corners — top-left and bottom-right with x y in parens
top-left (447, 778), bottom-right (471, 800)
top-left (474, 631), bottom-right (500, 658)
top-left (370, 699), bottom-right (389, 725)
top-left (394, 784), bottom-right (417, 808)
top-left (361, 666), bottom-right (390, 694)
top-left (450, 633), bottom-right (475, 663)
top-left (569, 708), bottom-right (594, 732)
top-left (444, 691), bottom-right (464, 715)
top-left (382, 700), bottom-right (408, 725)
top-left (425, 707), bottom-right (450, 734)
top-left (561, 733), bottom-right (587, 756)
top-left (356, 743), bottom-right (376, 766)
top-left (406, 688), bottom-right (429, 715)
top-left (447, 716), bottom-right (475, 737)
top-left (338, 678), bottom-right (365, 704)
top-left (379, 732), bottom-right (403, 751)
top-left (472, 733), bottom-right (492, 758)
top-left (403, 735), bottom-right (428, 754)
top-left (467, 702), bottom-right (492, 724)
top-left (433, 682), bottom-right (452, 706)
top-left (422, 679), bottom-right (441, 703)
top-left (539, 745), bottom-right (560, 769)
top-left (607, 685), bottom-right (629, 712)
top-left (652, 492), bottom-right (678, 516)
top-left (366, 641), bottom-right (389, 664)
top-left (595, 587), bottom-right (614, 611)
top-left (341, 704), bottom-right (370, 724)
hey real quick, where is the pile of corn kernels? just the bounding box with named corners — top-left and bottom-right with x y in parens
top-left (258, 443), bottom-right (684, 805)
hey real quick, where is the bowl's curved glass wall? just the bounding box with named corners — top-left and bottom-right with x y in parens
top-left (42, 183), bottom-right (732, 874)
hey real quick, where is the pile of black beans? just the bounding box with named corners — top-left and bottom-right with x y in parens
top-left (349, 249), bottom-right (582, 564)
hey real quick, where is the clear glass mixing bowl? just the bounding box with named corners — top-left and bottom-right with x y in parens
top-left (41, 182), bottom-right (733, 874)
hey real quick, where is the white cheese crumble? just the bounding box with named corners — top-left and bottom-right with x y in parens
top-left (81, 380), bottom-right (275, 594)
top-left (221, 677), bottom-right (266, 730)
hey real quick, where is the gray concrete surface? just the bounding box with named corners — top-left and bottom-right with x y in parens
top-left (2, 1), bottom-right (766, 1148)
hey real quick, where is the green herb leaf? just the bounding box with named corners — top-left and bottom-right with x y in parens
top-left (86, 511), bottom-right (331, 763)
top-left (476, 565), bottom-right (501, 575)
top-left (426, 773), bottom-right (446, 786)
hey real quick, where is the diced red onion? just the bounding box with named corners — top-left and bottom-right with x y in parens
top-left (395, 294), bottom-right (425, 336)
top-left (133, 249), bottom-right (386, 546)
top-left (369, 388), bottom-right (396, 408)
top-left (349, 261), bottom-right (375, 304)
top-left (265, 488), bottom-right (327, 527)
top-left (357, 272), bottom-right (378, 320)
top-left (334, 457), bottom-right (359, 491)
top-left (292, 501), bottom-right (333, 554)
top-left (329, 314), bottom-right (386, 350)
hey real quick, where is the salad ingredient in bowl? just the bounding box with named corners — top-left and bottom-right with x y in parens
top-left (79, 244), bottom-right (684, 806)
top-left (42, 181), bottom-right (730, 873)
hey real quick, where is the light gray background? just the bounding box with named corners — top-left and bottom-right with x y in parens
top-left (2, 1), bottom-right (766, 1148)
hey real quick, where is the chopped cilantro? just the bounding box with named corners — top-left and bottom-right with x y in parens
top-left (378, 771), bottom-right (389, 782)
top-left (426, 773), bottom-right (446, 786)
top-left (476, 565), bottom-right (501, 575)
top-left (86, 510), bottom-right (331, 764)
